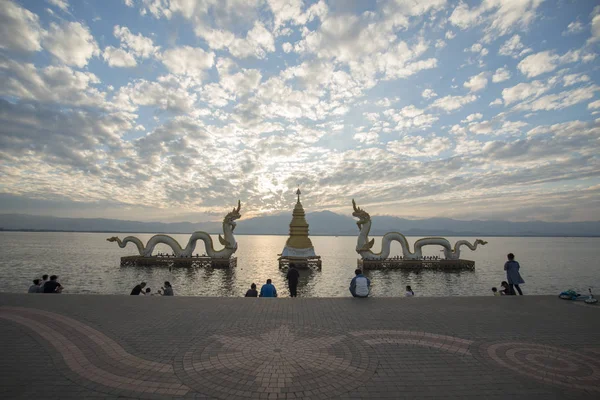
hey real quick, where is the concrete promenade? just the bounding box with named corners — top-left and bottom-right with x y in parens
top-left (0, 294), bottom-right (599, 399)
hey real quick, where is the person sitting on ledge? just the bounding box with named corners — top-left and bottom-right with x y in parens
top-left (499, 281), bottom-right (510, 295)
top-left (130, 282), bottom-right (146, 295)
top-left (159, 281), bottom-right (174, 296)
top-left (350, 269), bottom-right (370, 298)
top-left (28, 279), bottom-right (41, 293)
top-left (143, 288), bottom-right (152, 295)
top-left (260, 279), bottom-right (277, 297)
top-left (492, 287), bottom-right (500, 296)
top-left (43, 275), bottom-right (63, 293)
top-left (245, 283), bottom-right (258, 297)
top-left (37, 274), bottom-right (49, 293)
top-left (405, 285), bottom-right (414, 297)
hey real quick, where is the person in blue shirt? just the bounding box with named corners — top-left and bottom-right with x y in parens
top-left (349, 269), bottom-right (371, 298)
top-left (260, 279), bottom-right (278, 297)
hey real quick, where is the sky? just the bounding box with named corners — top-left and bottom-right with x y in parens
top-left (0, 0), bottom-right (599, 223)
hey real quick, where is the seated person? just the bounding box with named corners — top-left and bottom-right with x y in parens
top-left (500, 281), bottom-right (510, 295)
top-left (492, 287), bottom-right (500, 296)
top-left (43, 275), bottom-right (63, 293)
top-left (349, 269), bottom-right (370, 298)
top-left (245, 283), bottom-right (258, 297)
top-left (259, 279), bottom-right (277, 297)
top-left (405, 285), bottom-right (414, 297)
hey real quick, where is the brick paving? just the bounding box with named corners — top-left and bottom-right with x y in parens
top-left (0, 294), bottom-right (599, 399)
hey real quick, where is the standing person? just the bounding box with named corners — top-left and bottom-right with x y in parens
top-left (504, 253), bottom-right (524, 295)
top-left (245, 283), bottom-right (258, 297)
top-left (160, 281), bottom-right (174, 296)
top-left (130, 282), bottom-right (146, 295)
top-left (405, 285), bottom-right (415, 297)
top-left (28, 279), bottom-right (41, 293)
top-left (37, 274), bottom-right (49, 293)
top-left (43, 275), bottom-right (63, 293)
top-left (286, 265), bottom-right (300, 297)
top-left (349, 269), bottom-right (370, 298)
top-left (259, 279), bottom-right (278, 297)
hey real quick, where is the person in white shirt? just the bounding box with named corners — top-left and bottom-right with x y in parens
top-left (405, 285), bottom-right (414, 297)
top-left (350, 269), bottom-right (371, 298)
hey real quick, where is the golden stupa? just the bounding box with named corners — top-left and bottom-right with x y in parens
top-left (279, 189), bottom-right (320, 268)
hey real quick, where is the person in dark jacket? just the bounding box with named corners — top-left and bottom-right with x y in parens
top-left (504, 253), bottom-right (524, 295)
top-left (245, 283), bottom-right (258, 297)
top-left (286, 265), bottom-right (300, 297)
top-left (130, 282), bottom-right (146, 295)
top-left (43, 275), bottom-right (63, 293)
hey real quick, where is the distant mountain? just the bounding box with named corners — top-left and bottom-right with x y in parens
top-left (0, 212), bottom-right (599, 237)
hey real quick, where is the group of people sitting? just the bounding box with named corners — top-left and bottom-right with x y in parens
top-left (28, 274), bottom-right (63, 293)
top-left (130, 281), bottom-right (174, 296)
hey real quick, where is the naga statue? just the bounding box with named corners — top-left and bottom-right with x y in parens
top-left (352, 199), bottom-right (487, 260)
top-left (107, 201), bottom-right (241, 259)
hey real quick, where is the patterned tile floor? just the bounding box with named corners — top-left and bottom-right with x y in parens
top-left (0, 294), bottom-right (598, 399)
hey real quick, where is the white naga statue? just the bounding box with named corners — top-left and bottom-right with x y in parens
top-left (107, 201), bottom-right (241, 259)
top-left (352, 199), bottom-right (487, 260)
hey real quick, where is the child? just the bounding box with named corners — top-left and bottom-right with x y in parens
top-left (405, 285), bottom-right (414, 297)
top-left (500, 281), bottom-right (509, 295)
top-left (144, 288), bottom-right (152, 296)
top-left (492, 287), bottom-right (500, 296)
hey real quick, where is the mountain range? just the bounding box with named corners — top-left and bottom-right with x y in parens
top-left (1, 212), bottom-right (599, 237)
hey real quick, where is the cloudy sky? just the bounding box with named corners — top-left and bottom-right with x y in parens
top-left (0, 0), bottom-right (599, 223)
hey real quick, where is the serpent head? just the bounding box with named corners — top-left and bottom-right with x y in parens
top-left (352, 199), bottom-right (371, 228)
top-left (475, 239), bottom-right (488, 246)
top-left (106, 236), bottom-right (120, 242)
top-left (223, 200), bottom-right (242, 228)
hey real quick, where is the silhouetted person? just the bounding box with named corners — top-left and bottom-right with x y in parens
top-left (349, 269), bottom-right (370, 298)
top-left (43, 275), bottom-right (62, 293)
top-left (405, 285), bottom-right (414, 297)
top-left (130, 282), bottom-right (146, 295)
top-left (245, 283), bottom-right (258, 297)
top-left (28, 279), bottom-right (41, 293)
top-left (260, 279), bottom-right (277, 297)
top-left (160, 281), bottom-right (173, 296)
top-left (286, 265), bottom-right (300, 297)
top-left (38, 274), bottom-right (49, 293)
top-left (504, 253), bottom-right (524, 295)
top-left (500, 281), bottom-right (510, 295)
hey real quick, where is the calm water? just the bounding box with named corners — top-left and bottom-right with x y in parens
top-left (0, 232), bottom-right (597, 297)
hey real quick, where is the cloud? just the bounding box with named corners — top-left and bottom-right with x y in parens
top-left (387, 135), bottom-right (451, 157)
top-left (492, 67), bottom-right (511, 83)
top-left (429, 94), bottom-right (477, 112)
top-left (589, 8), bottom-right (600, 44)
top-left (103, 46), bottom-right (137, 68)
top-left (0, 0), bottom-right (44, 52)
top-left (563, 20), bottom-right (584, 36)
top-left (462, 113), bottom-right (483, 122)
top-left (517, 49), bottom-right (582, 78)
top-left (384, 105), bottom-right (439, 132)
top-left (588, 100), bottom-right (600, 110)
top-left (498, 34), bottom-right (531, 58)
top-left (161, 46), bottom-right (215, 79)
top-left (501, 80), bottom-right (552, 105)
top-left (449, 0), bottom-right (545, 39)
top-left (513, 85), bottom-right (600, 112)
top-left (43, 22), bottom-right (99, 67)
top-left (113, 25), bottom-right (159, 58)
top-left (464, 72), bottom-right (488, 92)
top-left (48, 0), bottom-right (69, 12)
top-left (563, 73), bottom-right (590, 87)
top-left (422, 89), bottom-right (437, 99)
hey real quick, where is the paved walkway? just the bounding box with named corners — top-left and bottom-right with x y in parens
top-left (0, 294), bottom-right (599, 399)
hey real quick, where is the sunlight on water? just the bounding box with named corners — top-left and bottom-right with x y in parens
top-left (0, 232), bottom-right (598, 297)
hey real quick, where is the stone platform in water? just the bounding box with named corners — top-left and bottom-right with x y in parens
top-left (278, 256), bottom-right (322, 269)
top-left (1, 294), bottom-right (599, 399)
top-left (120, 255), bottom-right (236, 268)
top-left (359, 258), bottom-right (475, 270)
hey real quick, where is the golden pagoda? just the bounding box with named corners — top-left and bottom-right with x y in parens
top-left (279, 188), bottom-right (321, 269)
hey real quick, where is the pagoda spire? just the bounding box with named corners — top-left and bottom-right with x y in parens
top-left (281, 188), bottom-right (316, 257)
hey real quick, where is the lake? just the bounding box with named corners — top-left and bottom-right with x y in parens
top-left (0, 232), bottom-right (597, 297)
